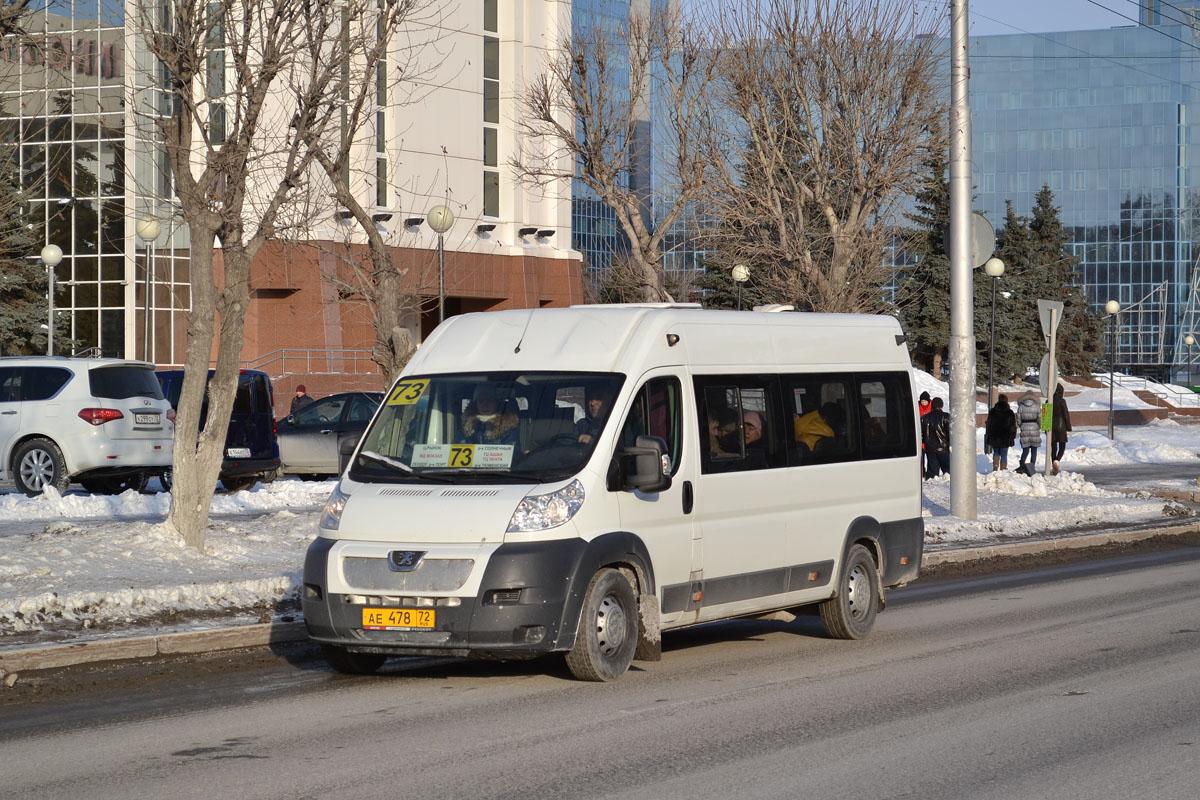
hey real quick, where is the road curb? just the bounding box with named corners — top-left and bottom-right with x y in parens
top-left (3, 524), bottom-right (1199, 676)
top-left (0, 621), bottom-right (308, 675)
top-left (923, 522), bottom-right (1200, 566)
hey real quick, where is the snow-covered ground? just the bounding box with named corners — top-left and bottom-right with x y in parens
top-left (1, 372), bottom-right (1198, 642)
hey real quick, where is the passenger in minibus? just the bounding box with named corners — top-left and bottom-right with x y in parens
top-left (458, 386), bottom-right (520, 445)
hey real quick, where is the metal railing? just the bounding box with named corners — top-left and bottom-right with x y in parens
top-left (1096, 372), bottom-right (1200, 409)
top-left (240, 348), bottom-right (379, 379)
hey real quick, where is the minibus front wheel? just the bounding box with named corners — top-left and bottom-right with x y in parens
top-left (565, 568), bottom-right (639, 682)
top-left (819, 544), bottom-right (879, 640)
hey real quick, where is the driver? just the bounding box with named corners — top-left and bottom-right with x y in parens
top-left (575, 389), bottom-right (610, 444)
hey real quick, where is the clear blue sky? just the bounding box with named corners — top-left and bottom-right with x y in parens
top-left (970, 0), bottom-right (1141, 37)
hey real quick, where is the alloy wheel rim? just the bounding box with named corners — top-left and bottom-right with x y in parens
top-left (19, 450), bottom-right (54, 491)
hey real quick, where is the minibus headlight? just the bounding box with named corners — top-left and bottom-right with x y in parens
top-left (319, 483), bottom-right (351, 531)
top-left (507, 480), bottom-right (585, 532)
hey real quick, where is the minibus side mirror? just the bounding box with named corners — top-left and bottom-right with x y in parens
top-left (618, 435), bottom-right (672, 494)
top-left (338, 437), bottom-right (359, 474)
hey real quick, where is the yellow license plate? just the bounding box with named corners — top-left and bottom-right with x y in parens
top-left (362, 608), bottom-right (435, 630)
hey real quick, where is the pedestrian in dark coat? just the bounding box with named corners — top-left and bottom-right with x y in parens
top-left (290, 384), bottom-right (315, 416)
top-left (1051, 383), bottom-right (1072, 475)
top-left (1016, 391), bottom-right (1042, 475)
top-left (984, 394), bottom-right (1017, 472)
top-left (918, 391), bottom-right (932, 478)
top-left (920, 396), bottom-right (951, 479)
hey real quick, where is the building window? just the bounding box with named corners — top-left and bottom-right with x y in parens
top-left (1153, 167), bottom-right (1163, 187)
top-left (1017, 131), bottom-right (1029, 151)
top-left (1121, 169), bottom-right (1132, 188)
top-left (1073, 171), bottom-right (1086, 190)
top-left (1154, 125), bottom-right (1165, 145)
top-left (983, 133), bottom-right (996, 152)
top-left (376, 159), bottom-right (387, 207)
top-left (484, 0), bottom-right (497, 32)
top-left (1052, 129), bottom-right (1063, 149)
top-left (484, 128), bottom-right (497, 167)
top-left (1050, 171), bottom-right (1063, 191)
top-left (1121, 127), bottom-right (1133, 147)
top-left (376, 110), bottom-right (385, 153)
top-left (483, 170), bottom-right (499, 217)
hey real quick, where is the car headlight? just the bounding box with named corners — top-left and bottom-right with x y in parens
top-left (319, 482), bottom-right (351, 531)
top-left (507, 480), bottom-right (585, 533)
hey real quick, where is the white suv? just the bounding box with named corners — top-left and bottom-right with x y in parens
top-left (0, 357), bottom-right (174, 496)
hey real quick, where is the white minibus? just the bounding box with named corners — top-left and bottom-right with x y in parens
top-left (303, 304), bottom-right (923, 681)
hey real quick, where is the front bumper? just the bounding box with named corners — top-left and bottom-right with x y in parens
top-left (302, 536), bottom-right (585, 660)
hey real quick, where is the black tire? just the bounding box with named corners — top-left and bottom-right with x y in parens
top-left (80, 472), bottom-right (150, 495)
top-left (13, 438), bottom-right (70, 496)
top-left (565, 568), bottom-right (638, 682)
top-left (159, 467), bottom-right (173, 492)
top-left (321, 644), bottom-right (386, 675)
top-left (221, 476), bottom-right (258, 492)
top-left (818, 543), bottom-right (879, 640)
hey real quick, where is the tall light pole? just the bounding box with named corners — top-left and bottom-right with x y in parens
top-left (1106, 299), bottom-right (1120, 439)
top-left (984, 257), bottom-right (1005, 407)
top-left (136, 216), bottom-right (162, 362)
top-left (731, 264), bottom-right (749, 310)
top-left (427, 205), bottom-right (454, 324)
top-left (40, 244), bottom-right (63, 356)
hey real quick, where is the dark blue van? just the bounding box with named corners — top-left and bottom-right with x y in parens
top-left (155, 369), bottom-right (281, 491)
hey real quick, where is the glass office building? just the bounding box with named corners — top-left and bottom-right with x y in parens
top-left (0, 0), bottom-right (184, 362)
top-left (971, 16), bottom-right (1200, 377)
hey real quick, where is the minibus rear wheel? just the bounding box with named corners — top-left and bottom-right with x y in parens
top-left (321, 644), bottom-right (386, 675)
top-left (819, 544), bottom-right (879, 640)
top-left (565, 568), bottom-right (638, 681)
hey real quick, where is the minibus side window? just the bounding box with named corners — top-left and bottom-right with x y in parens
top-left (856, 374), bottom-right (915, 459)
top-left (620, 376), bottom-right (682, 476)
top-left (785, 375), bottom-right (855, 466)
top-left (695, 377), bottom-right (783, 474)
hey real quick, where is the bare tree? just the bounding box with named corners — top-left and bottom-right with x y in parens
top-left (299, 0), bottom-right (447, 381)
top-left (710, 0), bottom-right (943, 313)
top-left (133, 0), bottom-right (373, 548)
top-left (0, 1), bottom-right (31, 38)
top-left (515, 4), bottom-right (721, 302)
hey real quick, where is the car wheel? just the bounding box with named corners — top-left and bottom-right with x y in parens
top-left (565, 568), bottom-right (638, 682)
top-left (221, 476), bottom-right (258, 493)
top-left (321, 644), bottom-right (386, 675)
top-left (80, 472), bottom-right (150, 495)
top-left (13, 438), bottom-right (71, 497)
top-left (159, 467), bottom-right (173, 492)
top-left (818, 543), bottom-right (880, 640)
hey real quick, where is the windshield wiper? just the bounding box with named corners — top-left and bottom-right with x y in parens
top-left (359, 451), bottom-right (456, 483)
top-left (359, 450), bottom-right (414, 473)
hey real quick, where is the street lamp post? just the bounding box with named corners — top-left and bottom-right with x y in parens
top-left (731, 264), bottom-right (749, 311)
top-left (1106, 299), bottom-right (1120, 439)
top-left (40, 244), bottom-right (63, 356)
top-left (136, 216), bottom-right (162, 362)
top-left (427, 205), bottom-right (454, 324)
top-left (984, 257), bottom-right (1005, 407)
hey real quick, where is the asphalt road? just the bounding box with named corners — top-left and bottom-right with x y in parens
top-left (3, 546), bottom-right (1200, 799)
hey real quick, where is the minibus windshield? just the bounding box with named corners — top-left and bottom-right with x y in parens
top-left (349, 372), bottom-right (626, 484)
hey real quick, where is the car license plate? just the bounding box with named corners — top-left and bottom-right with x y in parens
top-left (362, 608), bottom-right (435, 630)
top-left (134, 413), bottom-right (159, 424)
top-left (226, 447), bottom-right (252, 458)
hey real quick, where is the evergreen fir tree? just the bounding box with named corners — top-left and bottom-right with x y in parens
top-left (0, 127), bottom-right (46, 355)
top-left (897, 151), bottom-right (951, 374)
top-left (990, 201), bottom-right (1043, 384)
top-left (1028, 186), bottom-right (1104, 377)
